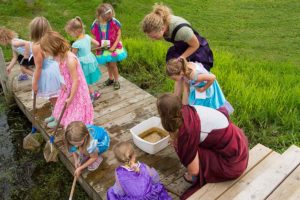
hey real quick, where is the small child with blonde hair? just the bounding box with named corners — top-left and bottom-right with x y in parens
top-left (91, 3), bottom-right (127, 90)
top-left (29, 17), bottom-right (63, 125)
top-left (0, 27), bottom-right (34, 80)
top-left (65, 121), bottom-right (110, 176)
top-left (107, 142), bottom-right (171, 200)
top-left (166, 58), bottom-right (234, 114)
top-left (65, 16), bottom-right (102, 103)
top-left (40, 31), bottom-right (94, 128)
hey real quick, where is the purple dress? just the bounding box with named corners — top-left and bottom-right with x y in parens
top-left (107, 162), bottom-right (172, 200)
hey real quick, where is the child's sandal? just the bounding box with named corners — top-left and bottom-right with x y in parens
top-left (113, 81), bottom-right (120, 90)
top-left (88, 156), bottom-right (103, 171)
top-left (103, 78), bottom-right (114, 86)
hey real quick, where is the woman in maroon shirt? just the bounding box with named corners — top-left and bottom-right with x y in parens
top-left (157, 90), bottom-right (249, 199)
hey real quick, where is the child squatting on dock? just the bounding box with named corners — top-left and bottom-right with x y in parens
top-left (107, 141), bottom-right (172, 200)
top-left (64, 121), bottom-right (110, 176)
top-left (0, 27), bottom-right (34, 80)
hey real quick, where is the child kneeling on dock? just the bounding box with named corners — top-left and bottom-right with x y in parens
top-left (65, 121), bottom-right (110, 177)
top-left (107, 142), bottom-right (172, 200)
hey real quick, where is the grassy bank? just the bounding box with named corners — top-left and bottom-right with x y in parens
top-left (0, 0), bottom-right (299, 152)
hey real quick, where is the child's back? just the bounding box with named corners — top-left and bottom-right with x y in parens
top-left (107, 142), bottom-right (171, 200)
top-left (72, 34), bottom-right (101, 85)
top-left (107, 162), bottom-right (171, 199)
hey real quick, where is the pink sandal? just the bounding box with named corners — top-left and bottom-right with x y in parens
top-left (88, 156), bottom-right (103, 171)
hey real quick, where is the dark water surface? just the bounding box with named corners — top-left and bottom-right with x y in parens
top-left (0, 96), bottom-right (89, 200)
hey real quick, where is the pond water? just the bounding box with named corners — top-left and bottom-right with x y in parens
top-left (0, 95), bottom-right (89, 200)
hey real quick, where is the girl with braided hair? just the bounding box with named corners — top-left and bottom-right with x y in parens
top-left (157, 93), bottom-right (249, 199)
top-left (107, 142), bottom-right (171, 200)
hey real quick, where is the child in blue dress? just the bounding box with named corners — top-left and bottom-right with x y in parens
top-left (0, 27), bottom-right (34, 81)
top-left (65, 16), bottom-right (102, 103)
top-left (29, 17), bottom-right (64, 126)
top-left (166, 58), bottom-right (234, 114)
top-left (65, 121), bottom-right (110, 177)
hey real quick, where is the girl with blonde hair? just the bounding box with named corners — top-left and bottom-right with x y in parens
top-left (40, 31), bottom-right (93, 128)
top-left (142, 3), bottom-right (213, 71)
top-left (91, 3), bottom-right (127, 90)
top-left (166, 58), bottom-right (234, 114)
top-left (29, 17), bottom-right (63, 126)
top-left (65, 121), bottom-right (110, 176)
top-left (65, 16), bottom-right (102, 103)
top-left (0, 27), bottom-right (34, 80)
top-left (107, 142), bottom-right (171, 199)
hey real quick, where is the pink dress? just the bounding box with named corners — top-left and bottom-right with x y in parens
top-left (53, 52), bottom-right (94, 127)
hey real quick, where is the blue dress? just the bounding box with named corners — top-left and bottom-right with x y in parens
top-left (188, 62), bottom-right (234, 114)
top-left (72, 34), bottom-right (102, 85)
top-left (70, 125), bottom-right (110, 154)
top-left (35, 56), bottom-right (64, 98)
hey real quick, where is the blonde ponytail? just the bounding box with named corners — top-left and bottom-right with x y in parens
top-left (65, 16), bottom-right (85, 36)
top-left (114, 142), bottom-right (140, 173)
top-left (142, 3), bottom-right (172, 33)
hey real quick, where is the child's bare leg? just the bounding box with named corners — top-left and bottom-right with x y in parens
top-left (88, 85), bottom-right (94, 94)
top-left (109, 62), bottom-right (119, 81)
top-left (107, 64), bottom-right (114, 81)
top-left (20, 66), bottom-right (33, 76)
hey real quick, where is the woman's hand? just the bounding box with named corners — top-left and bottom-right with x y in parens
top-left (74, 166), bottom-right (83, 178)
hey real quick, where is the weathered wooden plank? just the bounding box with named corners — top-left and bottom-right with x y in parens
top-left (218, 146), bottom-right (300, 200)
top-left (188, 143), bottom-right (273, 200)
top-left (95, 97), bottom-right (156, 124)
top-left (267, 164), bottom-right (300, 200)
top-left (94, 91), bottom-right (152, 119)
top-left (0, 48), bottom-right (13, 103)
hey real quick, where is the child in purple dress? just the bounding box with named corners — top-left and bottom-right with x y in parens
top-left (107, 142), bottom-right (171, 200)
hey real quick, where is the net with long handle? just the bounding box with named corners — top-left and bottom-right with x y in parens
top-left (43, 102), bottom-right (67, 162)
top-left (23, 92), bottom-right (41, 151)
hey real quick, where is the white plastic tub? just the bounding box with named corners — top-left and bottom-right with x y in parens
top-left (130, 117), bottom-right (170, 154)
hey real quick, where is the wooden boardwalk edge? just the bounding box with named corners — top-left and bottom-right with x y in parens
top-left (14, 92), bottom-right (103, 199)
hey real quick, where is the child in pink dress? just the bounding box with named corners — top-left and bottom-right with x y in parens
top-left (40, 31), bottom-right (93, 128)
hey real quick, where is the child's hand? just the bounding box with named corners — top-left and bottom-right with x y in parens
top-left (74, 166), bottom-right (83, 178)
top-left (6, 66), bottom-right (12, 74)
top-left (109, 47), bottom-right (115, 52)
top-left (196, 87), bottom-right (206, 93)
top-left (65, 97), bottom-right (72, 106)
top-left (32, 81), bottom-right (38, 94)
top-left (61, 84), bottom-right (67, 92)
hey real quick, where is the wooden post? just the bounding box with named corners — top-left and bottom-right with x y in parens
top-left (0, 47), bottom-right (13, 104)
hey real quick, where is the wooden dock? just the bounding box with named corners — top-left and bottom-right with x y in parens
top-left (5, 63), bottom-right (188, 199)
top-left (1, 48), bottom-right (300, 200)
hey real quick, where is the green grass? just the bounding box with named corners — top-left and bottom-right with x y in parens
top-left (0, 0), bottom-right (299, 152)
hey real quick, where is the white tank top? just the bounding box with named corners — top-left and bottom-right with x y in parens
top-left (192, 105), bottom-right (229, 143)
